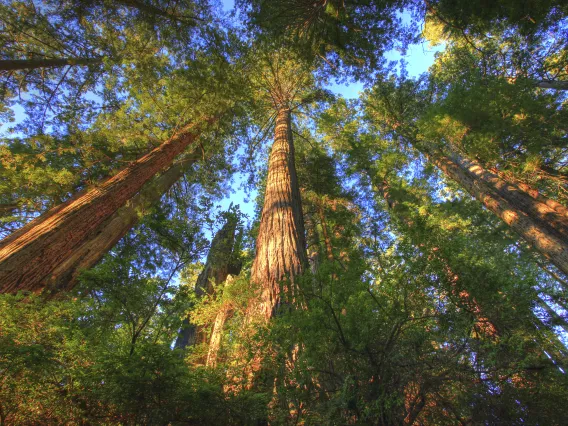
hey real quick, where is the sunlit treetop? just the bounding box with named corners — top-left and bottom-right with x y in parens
top-left (237, 0), bottom-right (419, 81)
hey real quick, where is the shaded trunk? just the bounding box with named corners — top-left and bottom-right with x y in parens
top-left (421, 144), bottom-right (568, 276)
top-left (206, 275), bottom-right (236, 368)
top-left (45, 157), bottom-right (197, 293)
top-left (304, 206), bottom-right (321, 274)
top-left (439, 260), bottom-right (499, 338)
top-left (0, 203), bottom-right (18, 215)
top-left (250, 108), bottom-right (308, 320)
top-left (0, 57), bottom-right (102, 71)
top-left (538, 299), bottom-right (568, 335)
top-left (175, 215), bottom-right (241, 351)
top-left (536, 80), bottom-right (568, 91)
top-left (0, 120), bottom-right (210, 294)
top-left (317, 203), bottom-right (334, 261)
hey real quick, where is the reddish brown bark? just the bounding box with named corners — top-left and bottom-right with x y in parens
top-left (175, 214), bottom-right (241, 351)
top-left (0, 57), bottom-right (102, 71)
top-left (249, 108), bottom-right (308, 320)
top-left (437, 255), bottom-right (499, 339)
top-left (0, 121), bottom-right (210, 294)
top-left (45, 157), bottom-right (197, 293)
top-left (421, 145), bottom-right (568, 276)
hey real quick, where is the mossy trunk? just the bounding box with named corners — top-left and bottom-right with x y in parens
top-left (206, 275), bottom-right (236, 367)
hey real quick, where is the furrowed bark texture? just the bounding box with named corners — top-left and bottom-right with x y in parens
top-left (46, 158), bottom-right (196, 293)
top-left (175, 215), bottom-right (241, 351)
top-left (0, 57), bottom-right (102, 71)
top-left (250, 108), bottom-right (308, 320)
top-left (0, 122), bottom-right (207, 294)
top-left (421, 145), bottom-right (568, 276)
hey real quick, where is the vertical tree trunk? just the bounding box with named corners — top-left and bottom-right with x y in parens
top-left (250, 108), bottom-right (308, 320)
top-left (206, 275), bottom-right (236, 367)
top-left (0, 121), bottom-right (210, 294)
top-left (175, 214), bottom-right (241, 351)
top-left (438, 258), bottom-right (499, 339)
top-left (421, 145), bottom-right (568, 276)
top-left (317, 202), bottom-right (335, 261)
top-left (0, 57), bottom-right (103, 71)
top-left (45, 157), bottom-right (197, 293)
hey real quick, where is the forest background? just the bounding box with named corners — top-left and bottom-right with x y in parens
top-left (0, 0), bottom-right (567, 424)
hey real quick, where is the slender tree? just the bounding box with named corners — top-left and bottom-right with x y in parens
top-left (206, 275), bottom-right (237, 367)
top-left (373, 177), bottom-right (499, 339)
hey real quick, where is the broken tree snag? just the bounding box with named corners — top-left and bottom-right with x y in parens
top-left (175, 214), bottom-right (241, 351)
top-left (249, 108), bottom-right (308, 320)
top-left (0, 121), bottom-right (210, 294)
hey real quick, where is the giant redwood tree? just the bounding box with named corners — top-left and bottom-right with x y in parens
top-left (250, 107), bottom-right (308, 319)
top-left (45, 156), bottom-right (200, 293)
top-left (247, 49), bottom-right (318, 320)
top-left (365, 79), bottom-right (568, 276)
top-left (0, 121), bottom-right (212, 294)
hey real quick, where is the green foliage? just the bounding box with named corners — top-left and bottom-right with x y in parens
top-left (1, 1), bottom-right (568, 424)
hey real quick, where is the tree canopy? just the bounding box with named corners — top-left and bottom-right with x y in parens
top-left (0, 0), bottom-right (567, 424)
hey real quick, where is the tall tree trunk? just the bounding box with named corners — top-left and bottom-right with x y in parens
top-left (420, 144), bottom-right (568, 276)
top-left (250, 108), bottom-right (308, 320)
top-left (317, 202), bottom-right (335, 261)
top-left (206, 275), bottom-right (236, 368)
top-left (0, 120), bottom-right (210, 294)
top-left (0, 57), bottom-right (102, 71)
top-left (175, 214), bottom-right (241, 351)
top-left (45, 157), bottom-right (197, 293)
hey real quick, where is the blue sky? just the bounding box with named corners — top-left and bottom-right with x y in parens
top-left (2, 0), bottom-right (442, 246)
top-left (1, 0), bottom-right (443, 233)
